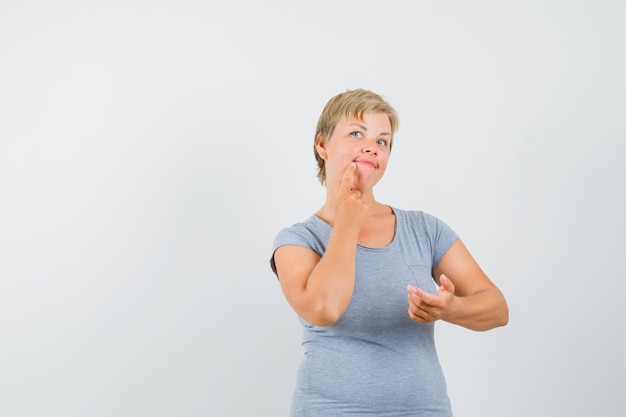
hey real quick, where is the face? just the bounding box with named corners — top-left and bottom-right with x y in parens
top-left (317, 112), bottom-right (392, 192)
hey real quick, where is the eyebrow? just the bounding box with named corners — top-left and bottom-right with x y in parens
top-left (347, 123), bottom-right (392, 136)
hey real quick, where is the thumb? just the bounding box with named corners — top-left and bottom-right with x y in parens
top-left (438, 274), bottom-right (455, 294)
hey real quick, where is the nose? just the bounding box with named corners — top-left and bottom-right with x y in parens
top-left (362, 141), bottom-right (378, 154)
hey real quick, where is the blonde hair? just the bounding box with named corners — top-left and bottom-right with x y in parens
top-left (314, 89), bottom-right (399, 185)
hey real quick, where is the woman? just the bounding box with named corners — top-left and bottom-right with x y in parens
top-left (270, 89), bottom-right (508, 416)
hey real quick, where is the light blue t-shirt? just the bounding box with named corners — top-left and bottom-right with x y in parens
top-left (272, 208), bottom-right (459, 417)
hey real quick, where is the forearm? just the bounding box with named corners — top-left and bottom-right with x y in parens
top-left (304, 225), bottom-right (359, 325)
top-left (442, 287), bottom-right (509, 331)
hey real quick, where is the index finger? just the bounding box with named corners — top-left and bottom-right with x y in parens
top-left (340, 162), bottom-right (357, 192)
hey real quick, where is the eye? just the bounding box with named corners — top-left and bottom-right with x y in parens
top-left (350, 131), bottom-right (363, 138)
top-left (376, 138), bottom-right (388, 146)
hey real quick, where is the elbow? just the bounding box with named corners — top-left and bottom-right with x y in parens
top-left (499, 303), bottom-right (510, 327)
top-left (285, 284), bottom-right (351, 327)
top-left (490, 289), bottom-right (510, 329)
top-left (474, 299), bottom-right (509, 331)
top-left (497, 291), bottom-right (510, 327)
top-left (308, 301), bottom-right (346, 327)
top-left (489, 299), bottom-right (509, 329)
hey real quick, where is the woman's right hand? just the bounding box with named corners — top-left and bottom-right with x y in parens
top-left (334, 162), bottom-right (370, 232)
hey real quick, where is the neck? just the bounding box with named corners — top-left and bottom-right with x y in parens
top-left (316, 187), bottom-right (388, 225)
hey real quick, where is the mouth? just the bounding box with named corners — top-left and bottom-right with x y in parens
top-left (354, 160), bottom-right (377, 169)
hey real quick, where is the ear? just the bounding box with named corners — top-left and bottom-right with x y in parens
top-left (315, 136), bottom-right (327, 159)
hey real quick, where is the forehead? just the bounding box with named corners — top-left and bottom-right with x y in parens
top-left (337, 112), bottom-right (392, 131)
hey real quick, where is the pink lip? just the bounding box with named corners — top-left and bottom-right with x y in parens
top-left (355, 160), bottom-right (376, 169)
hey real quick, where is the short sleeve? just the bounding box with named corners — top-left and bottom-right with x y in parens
top-left (269, 224), bottom-right (315, 277)
top-left (272, 224), bottom-right (314, 253)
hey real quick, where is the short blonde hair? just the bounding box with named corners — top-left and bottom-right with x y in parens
top-left (314, 89), bottom-right (399, 185)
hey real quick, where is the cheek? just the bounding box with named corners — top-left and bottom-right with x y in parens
top-left (378, 154), bottom-right (390, 170)
top-left (331, 148), bottom-right (358, 167)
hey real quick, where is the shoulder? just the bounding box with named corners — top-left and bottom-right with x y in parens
top-left (270, 215), bottom-right (327, 277)
top-left (272, 215), bottom-right (329, 252)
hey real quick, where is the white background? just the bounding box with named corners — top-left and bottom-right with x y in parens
top-left (1, 1), bottom-right (625, 416)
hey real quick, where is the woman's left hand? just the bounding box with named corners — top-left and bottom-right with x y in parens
top-left (407, 274), bottom-right (455, 324)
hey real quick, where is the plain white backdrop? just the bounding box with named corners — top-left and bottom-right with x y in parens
top-left (1, 1), bottom-right (624, 416)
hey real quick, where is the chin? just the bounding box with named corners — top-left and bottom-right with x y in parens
top-left (355, 174), bottom-right (379, 189)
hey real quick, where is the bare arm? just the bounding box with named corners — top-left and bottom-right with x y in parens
top-left (273, 163), bottom-right (369, 326)
top-left (407, 239), bottom-right (509, 331)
